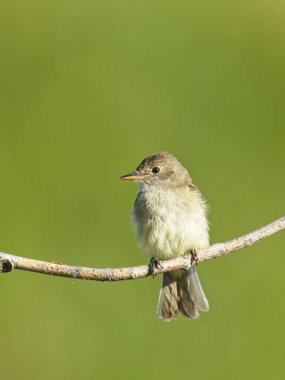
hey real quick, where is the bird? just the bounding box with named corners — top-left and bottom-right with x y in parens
top-left (120, 152), bottom-right (209, 321)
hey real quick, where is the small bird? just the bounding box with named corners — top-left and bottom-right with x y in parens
top-left (120, 152), bottom-right (209, 321)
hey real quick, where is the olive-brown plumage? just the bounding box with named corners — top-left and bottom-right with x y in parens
top-left (120, 152), bottom-right (209, 321)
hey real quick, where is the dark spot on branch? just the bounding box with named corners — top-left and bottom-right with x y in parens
top-left (0, 259), bottom-right (14, 273)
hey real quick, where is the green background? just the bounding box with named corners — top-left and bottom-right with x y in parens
top-left (0, 1), bottom-right (284, 379)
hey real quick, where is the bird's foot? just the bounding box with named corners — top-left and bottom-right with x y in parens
top-left (148, 257), bottom-right (163, 277)
top-left (189, 250), bottom-right (199, 266)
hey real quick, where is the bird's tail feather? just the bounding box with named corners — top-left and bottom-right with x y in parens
top-left (157, 272), bottom-right (179, 321)
top-left (157, 267), bottom-right (209, 321)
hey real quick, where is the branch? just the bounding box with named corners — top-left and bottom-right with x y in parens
top-left (0, 216), bottom-right (284, 281)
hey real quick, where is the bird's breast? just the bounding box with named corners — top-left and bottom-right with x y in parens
top-left (132, 188), bottom-right (209, 260)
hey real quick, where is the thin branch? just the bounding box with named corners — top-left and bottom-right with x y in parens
top-left (0, 216), bottom-right (284, 281)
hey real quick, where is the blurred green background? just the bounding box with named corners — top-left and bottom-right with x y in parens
top-left (0, 0), bottom-right (284, 379)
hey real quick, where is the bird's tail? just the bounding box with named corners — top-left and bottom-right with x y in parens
top-left (157, 267), bottom-right (209, 321)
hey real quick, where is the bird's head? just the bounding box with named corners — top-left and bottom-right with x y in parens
top-left (120, 152), bottom-right (191, 189)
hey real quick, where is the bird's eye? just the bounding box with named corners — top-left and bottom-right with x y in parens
top-left (152, 167), bottom-right (160, 174)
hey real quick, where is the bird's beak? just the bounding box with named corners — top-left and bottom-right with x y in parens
top-left (119, 171), bottom-right (150, 181)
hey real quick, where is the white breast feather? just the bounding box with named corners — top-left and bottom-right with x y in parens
top-left (132, 186), bottom-right (209, 260)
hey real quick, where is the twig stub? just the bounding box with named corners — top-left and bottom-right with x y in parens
top-left (0, 258), bottom-right (14, 273)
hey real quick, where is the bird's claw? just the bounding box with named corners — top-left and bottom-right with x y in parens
top-left (190, 250), bottom-right (199, 266)
top-left (148, 257), bottom-right (163, 277)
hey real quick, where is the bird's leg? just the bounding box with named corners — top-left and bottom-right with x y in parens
top-left (189, 249), bottom-right (199, 266)
top-left (148, 257), bottom-right (163, 276)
